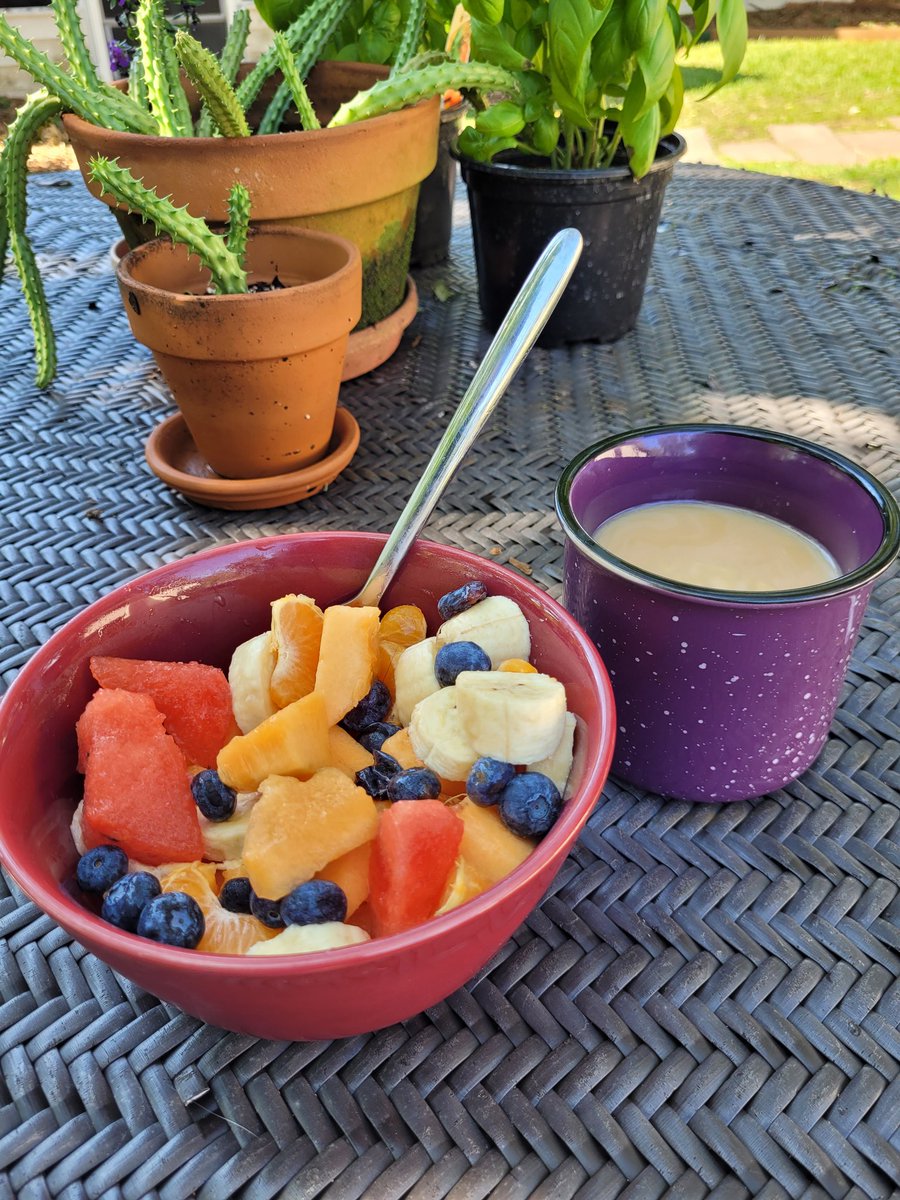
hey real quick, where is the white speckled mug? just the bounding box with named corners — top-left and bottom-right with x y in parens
top-left (556, 425), bottom-right (900, 802)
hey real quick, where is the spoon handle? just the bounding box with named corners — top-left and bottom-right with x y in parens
top-left (350, 227), bottom-right (583, 608)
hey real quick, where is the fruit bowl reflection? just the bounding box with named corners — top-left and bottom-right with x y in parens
top-left (0, 533), bottom-right (615, 1040)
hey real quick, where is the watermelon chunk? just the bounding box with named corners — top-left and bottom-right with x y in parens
top-left (369, 800), bottom-right (464, 938)
top-left (90, 656), bottom-right (237, 769)
top-left (77, 688), bottom-right (204, 865)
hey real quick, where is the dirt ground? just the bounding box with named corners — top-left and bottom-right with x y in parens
top-left (746, 0), bottom-right (899, 27)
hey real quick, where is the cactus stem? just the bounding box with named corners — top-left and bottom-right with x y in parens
top-left (328, 62), bottom-right (520, 127)
top-left (175, 30), bottom-right (249, 137)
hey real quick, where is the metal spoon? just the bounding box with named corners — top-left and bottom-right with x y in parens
top-left (347, 227), bottom-right (583, 607)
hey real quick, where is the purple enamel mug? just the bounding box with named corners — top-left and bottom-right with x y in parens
top-left (556, 424), bottom-right (900, 802)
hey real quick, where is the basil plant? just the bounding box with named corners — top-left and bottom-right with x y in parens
top-left (457, 0), bottom-right (747, 177)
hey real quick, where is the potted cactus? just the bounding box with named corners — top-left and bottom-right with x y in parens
top-left (0, 0), bottom-right (516, 385)
top-left (88, 153), bottom-right (362, 484)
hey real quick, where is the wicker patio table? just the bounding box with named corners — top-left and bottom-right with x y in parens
top-left (0, 165), bottom-right (898, 1200)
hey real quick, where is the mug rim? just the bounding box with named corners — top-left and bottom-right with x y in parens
top-left (555, 423), bottom-right (900, 606)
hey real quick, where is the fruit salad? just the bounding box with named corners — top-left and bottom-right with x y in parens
top-left (71, 580), bottom-right (579, 955)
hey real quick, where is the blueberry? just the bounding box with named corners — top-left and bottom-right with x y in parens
top-left (355, 749), bottom-right (401, 799)
top-left (467, 757), bottom-right (516, 806)
top-left (219, 876), bottom-right (252, 914)
top-left (101, 871), bottom-right (161, 932)
top-left (498, 773), bottom-right (563, 839)
top-left (340, 681), bottom-right (392, 735)
top-left (250, 890), bottom-right (285, 929)
top-left (137, 892), bottom-right (205, 949)
top-left (386, 767), bottom-right (442, 801)
top-left (437, 580), bottom-right (488, 621)
top-left (280, 879), bottom-right (347, 926)
top-left (191, 770), bottom-right (237, 822)
top-left (358, 722), bottom-right (402, 754)
top-left (75, 844), bottom-right (128, 894)
top-left (434, 641), bottom-right (491, 686)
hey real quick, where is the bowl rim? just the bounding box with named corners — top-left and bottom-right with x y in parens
top-left (0, 531), bottom-right (617, 976)
top-left (555, 422), bottom-right (900, 606)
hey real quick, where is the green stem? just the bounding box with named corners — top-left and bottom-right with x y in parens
top-left (128, 49), bottom-right (149, 111)
top-left (0, 150), bottom-right (7, 285)
top-left (136, 0), bottom-right (192, 136)
top-left (0, 12), bottom-right (157, 133)
top-left (225, 182), bottom-right (250, 266)
top-left (174, 30), bottom-right (249, 137)
top-left (89, 154), bottom-right (248, 294)
top-left (328, 62), bottom-right (520, 127)
top-left (197, 7), bottom-right (249, 135)
top-left (50, 0), bottom-right (101, 92)
top-left (392, 0), bottom-right (426, 73)
top-left (270, 34), bottom-right (320, 131)
top-left (5, 90), bottom-right (63, 386)
top-left (236, 0), bottom-right (352, 118)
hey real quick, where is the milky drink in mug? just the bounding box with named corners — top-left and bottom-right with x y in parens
top-left (556, 425), bottom-right (900, 802)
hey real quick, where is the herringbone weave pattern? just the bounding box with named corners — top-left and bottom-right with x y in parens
top-left (0, 169), bottom-right (898, 1199)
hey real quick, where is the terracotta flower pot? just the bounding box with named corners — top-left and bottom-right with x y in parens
top-left (116, 227), bottom-right (361, 480)
top-left (64, 61), bottom-right (438, 332)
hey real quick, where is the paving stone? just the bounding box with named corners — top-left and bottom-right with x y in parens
top-left (890, 117), bottom-right (900, 130)
top-left (719, 139), bottom-right (796, 163)
top-left (679, 127), bottom-right (720, 164)
top-left (767, 123), bottom-right (860, 166)
top-left (833, 129), bottom-right (900, 161)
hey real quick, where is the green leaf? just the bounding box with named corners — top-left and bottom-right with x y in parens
top-left (622, 0), bottom-right (665, 52)
top-left (477, 99), bottom-right (526, 136)
top-left (623, 10), bottom-right (673, 120)
top-left (621, 99), bottom-right (660, 176)
top-left (590, 0), bottom-right (630, 88)
top-left (457, 124), bottom-right (519, 160)
top-left (547, 0), bottom-right (610, 130)
top-left (658, 60), bottom-right (683, 135)
top-left (433, 279), bottom-right (452, 301)
top-left (687, 0), bottom-right (718, 43)
top-left (360, 28), bottom-right (394, 60)
top-left (709, 0), bottom-right (747, 91)
top-left (470, 17), bottom-right (531, 68)
top-left (464, 0), bottom-right (505, 25)
top-left (255, 0), bottom-right (307, 31)
top-left (531, 110), bottom-right (560, 154)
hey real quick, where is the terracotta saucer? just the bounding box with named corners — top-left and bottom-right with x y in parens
top-left (342, 276), bottom-right (418, 381)
top-left (145, 407), bottom-right (360, 510)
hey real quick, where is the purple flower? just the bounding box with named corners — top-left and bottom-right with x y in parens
top-left (108, 39), bottom-right (131, 75)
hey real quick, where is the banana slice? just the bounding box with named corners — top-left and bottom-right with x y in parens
top-left (436, 595), bottom-right (531, 667)
top-left (200, 791), bottom-right (258, 862)
top-left (229, 631), bottom-right (277, 733)
top-left (246, 921), bottom-right (370, 955)
top-left (455, 670), bottom-right (566, 764)
top-left (408, 686), bottom-right (480, 781)
top-left (393, 636), bottom-right (440, 726)
top-left (527, 712), bottom-right (576, 795)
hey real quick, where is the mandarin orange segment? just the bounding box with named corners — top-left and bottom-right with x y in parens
top-left (375, 639), bottom-right (406, 694)
top-left (270, 594), bottom-right (324, 709)
top-left (379, 605), bottom-right (427, 649)
top-left (313, 605), bottom-right (381, 726)
top-left (160, 862), bottom-right (276, 955)
top-left (498, 658), bottom-right (538, 674)
top-left (242, 768), bottom-right (379, 900)
top-left (315, 841), bottom-right (372, 916)
top-left (216, 690), bottom-right (330, 792)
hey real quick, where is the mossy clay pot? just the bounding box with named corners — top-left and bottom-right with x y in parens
top-left (64, 61), bottom-right (438, 333)
top-left (116, 226), bottom-right (361, 480)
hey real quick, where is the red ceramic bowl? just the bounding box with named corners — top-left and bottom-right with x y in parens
top-left (0, 534), bottom-right (615, 1040)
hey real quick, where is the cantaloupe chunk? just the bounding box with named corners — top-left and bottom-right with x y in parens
top-left (242, 768), bottom-right (378, 899)
top-left (315, 841), bottom-right (372, 915)
top-left (313, 605), bottom-right (381, 726)
top-left (216, 691), bottom-right (330, 792)
top-left (380, 727), bottom-right (425, 770)
top-left (455, 798), bottom-right (535, 888)
top-left (328, 725), bottom-right (374, 779)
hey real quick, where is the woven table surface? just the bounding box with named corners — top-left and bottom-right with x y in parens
top-left (0, 166), bottom-right (898, 1200)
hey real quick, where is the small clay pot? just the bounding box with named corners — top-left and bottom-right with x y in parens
top-left (117, 227), bottom-right (361, 480)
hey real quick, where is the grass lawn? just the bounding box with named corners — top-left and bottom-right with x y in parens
top-left (680, 38), bottom-right (900, 198)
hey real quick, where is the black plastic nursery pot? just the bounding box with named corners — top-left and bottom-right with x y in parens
top-left (411, 101), bottom-right (467, 268)
top-left (457, 133), bottom-right (686, 347)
